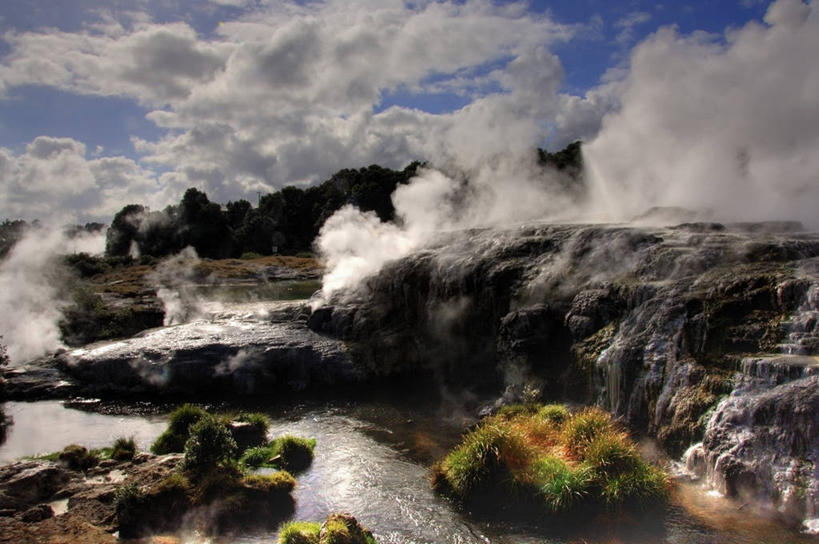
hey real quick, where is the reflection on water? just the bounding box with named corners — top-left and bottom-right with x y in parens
top-left (0, 400), bottom-right (168, 463)
top-left (0, 398), bottom-right (814, 544)
top-left (193, 280), bottom-right (320, 303)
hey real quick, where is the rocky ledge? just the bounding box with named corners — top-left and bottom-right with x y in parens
top-left (0, 453), bottom-right (180, 543)
top-left (2, 302), bottom-right (359, 400)
top-left (309, 221), bottom-right (819, 528)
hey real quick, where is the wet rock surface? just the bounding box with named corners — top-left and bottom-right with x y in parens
top-left (311, 221), bottom-right (819, 525)
top-left (2, 302), bottom-right (359, 399)
top-left (0, 453), bottom-right (180, 543)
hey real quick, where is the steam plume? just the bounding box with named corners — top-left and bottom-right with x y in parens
top-left (584, 0), bottom-right (819, 227)
top-left (0, 226), bottom-right (105, 364)
top-left (315, 0), bottom-right (819, 300)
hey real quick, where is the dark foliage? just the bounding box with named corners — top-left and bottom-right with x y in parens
top-left (0, 219), bottom-right (30, 259)
top-left (103, 142), bottom-right (581, 260)
top-left (103, 161), bottom-right (422, 259)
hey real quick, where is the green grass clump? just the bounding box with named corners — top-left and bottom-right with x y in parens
top-left (182, 415), bottom-right (238, 472)
top-left (268, 435), bottom-right (316, 473)
top-left (58, 444), bottom-right (99, 471)
top-left (111, 436), bottom-right (137, 461)
top-left (433, 423), bottom-right (510, 499)
top-left (537, 404), bottom-right (570, 424)
top-left (432, 404), bottom-right (669, 518)
top-left (531, 456), bottom-right (591, 513)
top-left (561, 407), bottom-right (614, 457)
top-left (242, 471), bottom-right (296, 494)
top-left (152, 404), bottom-right (207, 454)
top-left (278, 520), bottom-right (321, 544)
top-left (228, 412), bottom-right (270, 452)
top-left (114, 482), bottom-right (146, 531)
top-left (319, 513), bottom-right (378, 544)
top-left (241, 445), bottom-right (275, 468)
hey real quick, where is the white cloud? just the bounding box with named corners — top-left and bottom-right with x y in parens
top-left (0, 0), bottom-right (596, 212)
top-left (0, 136), bottom-right (159, 223)
top-left (614, 11), bottom-right (652, 45)
top-left (584, 0), bottom-right (819, 228)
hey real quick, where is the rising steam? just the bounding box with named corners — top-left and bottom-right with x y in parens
top-left (315, 0), bottom-right (819, 300)
top-left (0, 226), bottom-right (105, 364)
top-left (583, 0), bottom-right (819, 227)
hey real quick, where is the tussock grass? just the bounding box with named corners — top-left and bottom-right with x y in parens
top-left (432, 403), bottom-right (669, 517)
top-left (278, 521), bottom-right (321, 544)
top-left (111, 436), bottom-right (137, 461)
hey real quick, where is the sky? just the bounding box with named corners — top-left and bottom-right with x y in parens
top-left (0, 0), bottom-right (811, 224)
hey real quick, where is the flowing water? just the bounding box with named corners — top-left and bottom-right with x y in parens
top-left (0, 397), bottom-right (814, 544)
top-left (1, 282), bottom-right (815, 543)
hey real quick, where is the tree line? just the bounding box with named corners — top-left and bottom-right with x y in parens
top-left (0, 142), bottom-right (582, 262)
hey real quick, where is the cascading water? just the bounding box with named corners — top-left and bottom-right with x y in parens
top-left (681, 277), bottom-right (819, 533)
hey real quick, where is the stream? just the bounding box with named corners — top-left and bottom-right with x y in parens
top-left (0, 282), bottom-right (816, 543)
top-left (0, 397), bottom-right (814, 544)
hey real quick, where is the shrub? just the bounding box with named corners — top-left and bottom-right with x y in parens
top-left (111, 436), bottom-right (137, 461)
top-left (114, 482), bottom-right (146, 530)
top-left (240, 252), bottom-right (263, 260)
top-left (269, 435), bottom-right (316, 473)
top-left (432, 403), bottom-right (669, 518)
top-left (58, 444), bottom-right (99, 471)
top-left (182, 415), bottom-right (237, 472)
top-left (152, 404), bottom-right (207, 454)
top-left (278, 520), bottom-right (320, 544)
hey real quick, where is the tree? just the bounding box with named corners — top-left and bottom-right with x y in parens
top-left (106, 205), bottom-right (145, 257)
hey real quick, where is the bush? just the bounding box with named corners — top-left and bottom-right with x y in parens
top-left (114, 483), bottom-right (146, 530)
top-left (182, 415), bottom-right (238, 472)
top-left (240, 252), bottom-right (264, 260)
top-left (58, 444), bottom-right (99, 471)
top-left (152, 404), bottom-right (207, 454)
top-left (111, 436), bottom-right (137, 461)
top-left (279, 521), bottom-right (320, 544)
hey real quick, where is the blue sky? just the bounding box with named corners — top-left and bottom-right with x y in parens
top-left (0, 0), bottom-right (804, 222)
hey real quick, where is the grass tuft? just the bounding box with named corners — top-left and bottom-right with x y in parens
top-left (111, 436), bottom-right (137, 461)
top-left (433, 403), bottom-right (669, 518)
top-left (278, 520), bottom-right (321, 544)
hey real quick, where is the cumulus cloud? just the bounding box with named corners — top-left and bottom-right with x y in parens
top-left (0, 136), bottom-right (161, 222)
top-left (0, 0), bottom-right (597, 209)
top-left (584, 0), bottom-right (819, 228)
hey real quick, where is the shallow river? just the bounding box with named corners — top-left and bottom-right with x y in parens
top-left (0, 397), bottom-right (814, 544)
